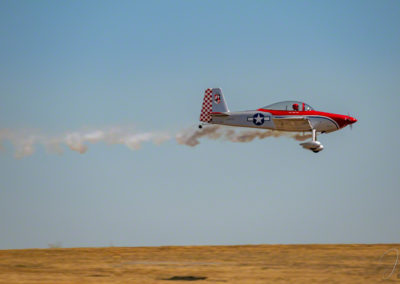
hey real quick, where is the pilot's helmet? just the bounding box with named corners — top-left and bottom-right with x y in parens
top-left (292, 103), bottom-right (299, 111)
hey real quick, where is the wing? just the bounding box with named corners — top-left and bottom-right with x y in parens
top-left (272, 116), bottom-right (312, 131)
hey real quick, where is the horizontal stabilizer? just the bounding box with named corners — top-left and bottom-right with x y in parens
top-left (211, 112), bottom-right (230, 117)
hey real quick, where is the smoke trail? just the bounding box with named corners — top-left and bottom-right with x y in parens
top-left (176, 125), bottom-right (312, 146)
top-left (0, 129), bottom-right (42, 158)
top-left (176, 126), bottom-right (222, 146)
top-left (0, 125), bottom-right (312, 158)
top-left (0, 127), bottom-right (171, 158)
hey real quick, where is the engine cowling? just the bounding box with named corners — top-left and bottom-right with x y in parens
top-left (300, 141), bottom-right (324, 153)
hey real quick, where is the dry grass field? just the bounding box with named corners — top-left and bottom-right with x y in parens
top-left (0, 244), bottom-right (399, 283)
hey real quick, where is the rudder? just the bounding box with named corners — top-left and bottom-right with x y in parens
top-left (199, 88), bottom-right (213, 122)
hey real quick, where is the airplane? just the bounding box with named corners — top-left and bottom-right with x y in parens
top-left (199, 88), bottom-right (357, 153)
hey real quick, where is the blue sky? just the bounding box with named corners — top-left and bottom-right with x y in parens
top-left (0, 0), bottom-right (399, 249)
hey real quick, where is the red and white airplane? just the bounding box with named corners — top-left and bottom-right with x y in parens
top-left (199, 88), bottom-right (357, 153)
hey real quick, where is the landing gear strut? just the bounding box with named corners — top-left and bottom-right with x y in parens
top-left (312, 128), bottom-right (317, 142)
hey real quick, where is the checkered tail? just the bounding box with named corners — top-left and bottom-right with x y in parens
top-left (199, 88), bottom-right (213, 122)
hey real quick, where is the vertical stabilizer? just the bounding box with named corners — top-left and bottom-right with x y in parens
top-left (199, 88), bottom-right (230, 123)
top-left (211, 88), bottom-right (229, 113)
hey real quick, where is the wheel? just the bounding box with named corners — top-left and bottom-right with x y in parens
top-left (198, 125), bottom-right (203, 129)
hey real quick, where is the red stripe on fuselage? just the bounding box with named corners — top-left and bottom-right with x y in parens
top-left (257, 109), bottom-right (350, 129)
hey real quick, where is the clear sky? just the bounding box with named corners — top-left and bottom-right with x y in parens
top-left (0, 0), bottom-right (399, 249)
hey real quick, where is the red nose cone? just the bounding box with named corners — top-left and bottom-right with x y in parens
top-left (346, 116), bottom-right (357, 124)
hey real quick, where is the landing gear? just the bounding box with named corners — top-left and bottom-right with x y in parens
top-left (300, 128), bottom-right (324, 153)
top-left (198, 125), bottom-right (203, 129)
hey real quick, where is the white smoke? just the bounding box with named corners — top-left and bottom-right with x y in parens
top-left (0, 129), bottom-right (43, 158)
top-left (176, 125), bottom-right (312, 146)
top-left (0, 127), bottom-right (171, 158)
top-left (0, 125), bottom-right (311, 158)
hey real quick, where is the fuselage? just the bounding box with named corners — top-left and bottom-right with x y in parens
top-left (211, 109), bottom-right (357, 133)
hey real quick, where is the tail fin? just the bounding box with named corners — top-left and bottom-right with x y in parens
top-left (199, 88), bottom-right (229, 122)
top-left (199, 88), bottom-right (213, 122)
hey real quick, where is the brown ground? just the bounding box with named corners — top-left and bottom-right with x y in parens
top-left (0, 244), bottom-right (399, 283)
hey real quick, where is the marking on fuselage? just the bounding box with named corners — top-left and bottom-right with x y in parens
top-left (247, 113), bottom-right (270, 126)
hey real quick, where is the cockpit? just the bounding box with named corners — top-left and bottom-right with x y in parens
top-left (261, 101), bottom-right (314, 111)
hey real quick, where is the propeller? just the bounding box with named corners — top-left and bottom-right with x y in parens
top-left (347, 112), bottom-right (355, 130)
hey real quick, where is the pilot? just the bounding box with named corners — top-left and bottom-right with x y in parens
top-left (292, 103), bottom-right (299, 111)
